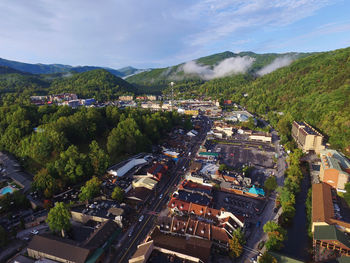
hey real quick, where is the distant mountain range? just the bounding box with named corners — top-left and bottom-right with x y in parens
top-left (0, 57), bottom-right (143, 78)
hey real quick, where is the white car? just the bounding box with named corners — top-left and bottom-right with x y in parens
top-left (31, 229), bottom-right (39, 235)
top-left (138, 215), bottom-right (144, 222)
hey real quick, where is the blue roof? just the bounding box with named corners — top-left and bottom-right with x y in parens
top-left (248, 186), bottom-right (265, 196)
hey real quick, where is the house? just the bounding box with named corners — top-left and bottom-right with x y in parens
top-left (291, 121), bottom-right (325, 154)
top-left (312, 183), bottom-right (350, 233)
top-left (125, 187), bottom-right (152, 205)
top-left (319, 149), bottom-right (350, 191)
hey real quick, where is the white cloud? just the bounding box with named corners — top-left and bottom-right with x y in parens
top-left (257, 56), bottom-right (294, 76)
top-left (182, 56), bottom-right (255, 80)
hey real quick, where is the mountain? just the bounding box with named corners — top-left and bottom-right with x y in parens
top-left (0, 66), bottom-right (50, 96)
top-left (0, 66), bottom-right (135, 101)
top-left (125, 51), bottom-right (312, 91)
top-left (49, 69), bottom-right (135, 101)
top-left (203, 47), bottom-right (350, 152)
top-left (0, 57), bottom-right (125, 77)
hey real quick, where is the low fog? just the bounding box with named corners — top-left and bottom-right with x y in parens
top-left (182, 56), bottom-right (255, 80)
top-left (257, 56), bottom-right (294, 76)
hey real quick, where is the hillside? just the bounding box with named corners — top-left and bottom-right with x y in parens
top-left (49, 69), bottom-right (135, 101)
top-left (126, 51), bottom-right (311, 92)
top-left (0, 57), bottom-right (125, 77)
top-left (209, 47), bottom-right (350, 152)
top-left (0, 67), bottom-right (135, 102)
top-left (0, 66), bottom-right (50, 96)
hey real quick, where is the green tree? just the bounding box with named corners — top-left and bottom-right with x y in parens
top-left (89, 140), bottom-right (109, 176)
top-left (46, 202), bottom-right (71, 237)
top-left (79, 176), bottom-right (102, 201)
top-left (258, 252), bottom-right (277, 263)
top-left (343, 183), bottom-right (350, 206)
top-left (111, 186), bottom-right (124, 202)
top-left (263, 221), bottom-right (287, 251)
top-left (229, 235), bottom-right (243, 258)
top-left (264, 176), bottom-right (278, 193)
top-left (32, 168), bottom-right (56, 198)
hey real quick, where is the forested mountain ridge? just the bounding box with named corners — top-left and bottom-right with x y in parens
top-left (126, 51), bottom-right (312, 92)
top-left (0, 57), bottom-right (140, 78)
top-left (0, 68), bottom-right (135, 102)
top-left (209, 46), bottom-right (350, 152)
top-left (49, 69), bottom-right (135, 101)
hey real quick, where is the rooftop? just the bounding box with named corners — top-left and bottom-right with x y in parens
top-left (312, 183), bottom-right (334, 223)
top-left (314, 225), bottom-right (350, 249)
top-left (27, 235), bottom-right (90, 263)
top-left (151, 228), bottom-right (212, 263)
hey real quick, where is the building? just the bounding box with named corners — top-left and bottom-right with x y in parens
top-left (108, 158), bottom-right (147, 177)
top-left (319, 149), bottom-right (350, 191)
top-left (119, 95), bottom-right (134, 101)
top-left (312, 183), bottom-right (350, 233)
top-left (313, 225), bottom-right (350, 259)
top-left (147, 163), bottom-right (168, 181)
top-left (27, 220), bottom-right (121, 263)
top-left (70, 200), bottom-right (124, 227)
top-left (168, 198), bottom-right (244, 228)
top-left (132, 177), bottom-right (158, 191)
top-left (156, 216), bottom-right (231, 247)
top-left (292, 121), bottom-right (325, 154)
top-left (249, 131), bottom-right (272, 143)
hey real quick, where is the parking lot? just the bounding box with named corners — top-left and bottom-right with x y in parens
top-left (213, 191), bottom-right (265, 218)
top-left (215, 143), bottom-right (275, 169)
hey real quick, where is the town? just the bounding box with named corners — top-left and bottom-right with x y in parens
top-left (1, 94), bottom-right (349, 263)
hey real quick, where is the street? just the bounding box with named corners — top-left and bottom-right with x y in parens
top-left (111, 116), bottom-right (212, 263)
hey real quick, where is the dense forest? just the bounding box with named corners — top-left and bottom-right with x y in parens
top-left (126, 51), bottom-right (311, 92)
top-left (0, 57), bottom-right (127, 77)
top-left (0, 104), bottom-right (190, 197)
top-left (0, 68), bottom-right (135, 102)
top-left (198, 47), bottom-right (350, 152)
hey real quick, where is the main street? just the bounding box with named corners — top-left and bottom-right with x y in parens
top-left (112, 116), bottom-right (211, 263)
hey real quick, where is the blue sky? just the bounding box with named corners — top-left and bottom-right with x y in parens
top-left (1, 0), bottom-right (349, 69)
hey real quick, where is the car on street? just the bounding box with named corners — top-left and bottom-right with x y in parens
top-left (138, 215), bottom-right (144, 222)
top-left (159, 194), bottom-right (163, 199)
top-left (256, 221), bottom-right (261, 227)
top-left (31, 229), bottom-right (39, 235)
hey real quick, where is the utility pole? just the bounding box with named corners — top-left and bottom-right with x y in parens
top-left (170, 81), bottom-right (174, 111)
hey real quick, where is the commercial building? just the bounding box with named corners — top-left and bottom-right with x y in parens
top-left (132, 176), bottom-right (158, 190)
top-left (319, 149), bottom-right (350, 191)
top-left (249, 131), bottom-right (272, 143)
top-left (147, 163), bottom-right (168, 181)
top-left (129, 228), bottom-right (212, 263)
top-left (27, 220), bottom-right (120, 263)
top-left (108, 158), bottom-right (147, 177)
top-left (312, 183), bottom-right (350, 233)
top-left (313, 225), bottom-right (350, 259)
top-left (292, 121), bottom-right (325, 154)
top-left (119, 95), bottom-right (134, 101)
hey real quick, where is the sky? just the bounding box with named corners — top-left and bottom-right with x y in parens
top-left (1, 0), bottom-right (350, 69)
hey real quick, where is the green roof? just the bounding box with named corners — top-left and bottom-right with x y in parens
top-left (338, 256), bottom-right (350, 263)
top-left (268, 252), bottom-right (304, 263)
top-left (198, 152), bottom-right (219, 157)
top-left (314, 225), bottom-right (350, 249)
top-left (85, 228), bottom-right (121, 263)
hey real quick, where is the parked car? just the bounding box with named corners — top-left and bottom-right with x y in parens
top-left (31, 229), bottom-right (39, 235)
